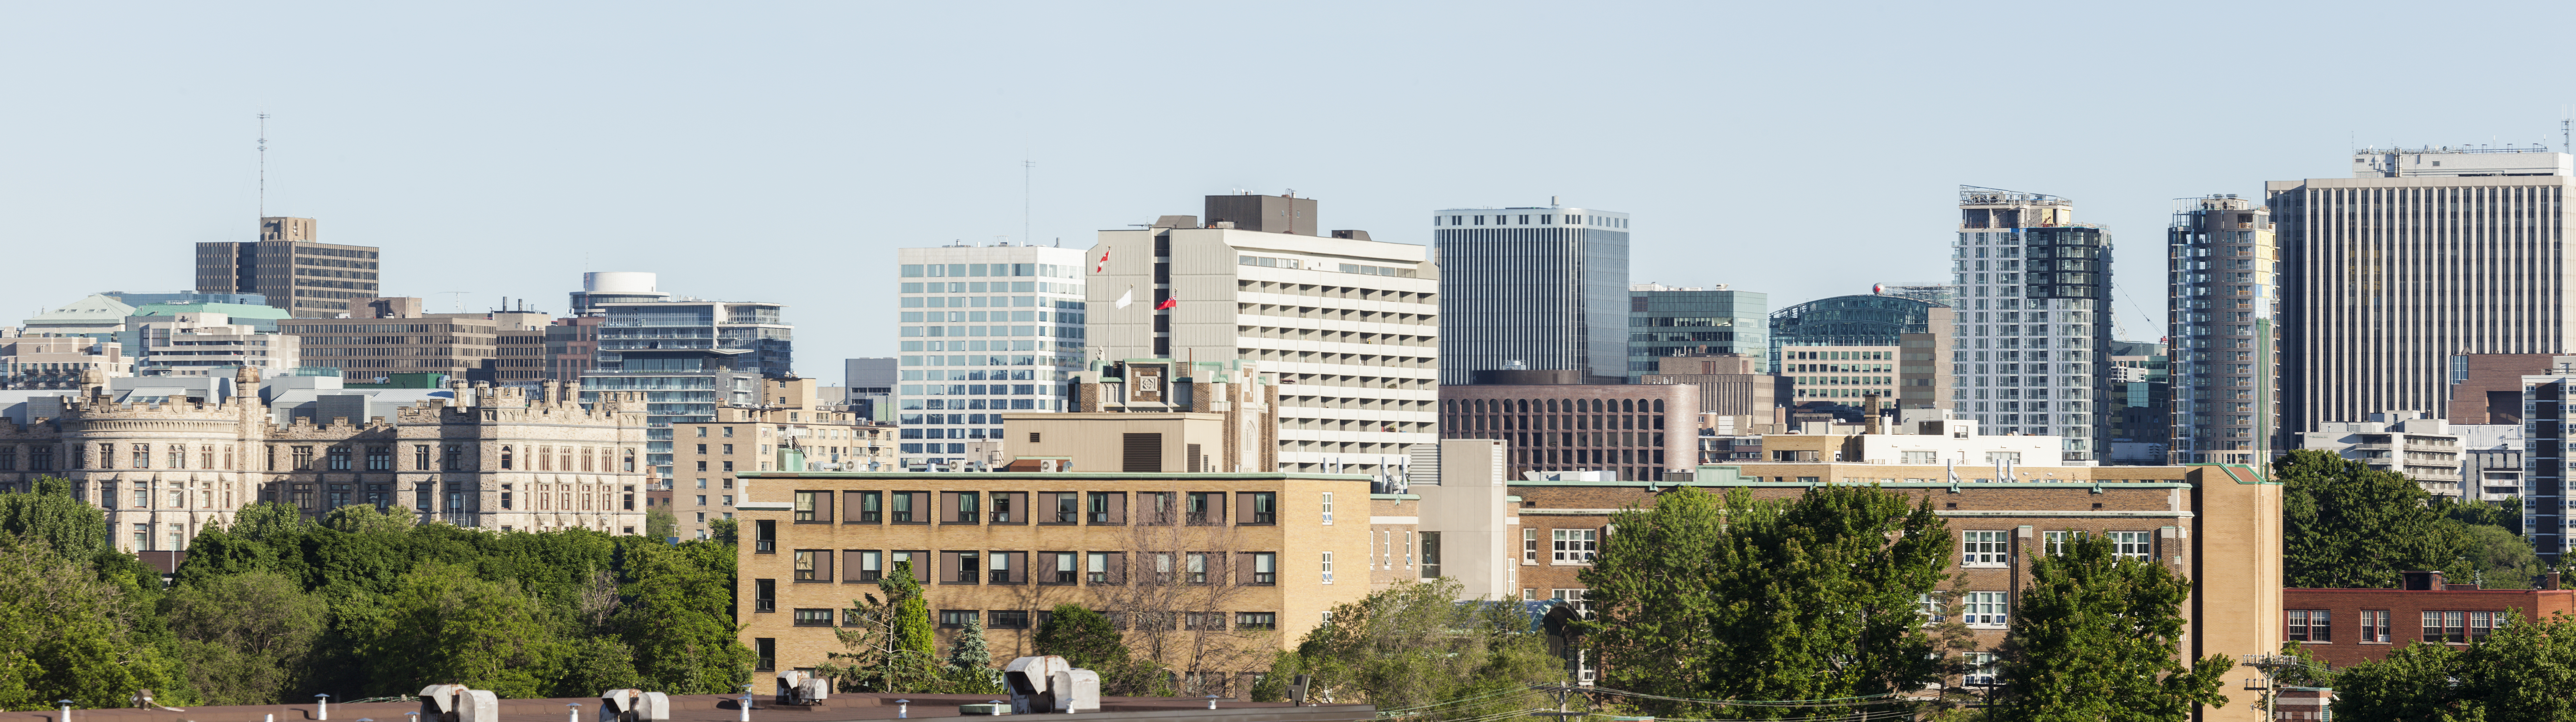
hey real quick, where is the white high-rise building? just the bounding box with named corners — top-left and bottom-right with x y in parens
top-left (1952, 187), bottom-right (2112, 465)
top-left (893, 244), bottom-right (1089, 470)
top-left (1087, 193), bottom-right (1439, 477)
top-left (1432, 205), bottom-right (1629, 384)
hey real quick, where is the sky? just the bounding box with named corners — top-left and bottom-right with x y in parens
top-left (7, 1), bottom-right (2574, 381)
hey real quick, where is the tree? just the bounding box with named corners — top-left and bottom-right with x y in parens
top-left (941, 614), bottom-right (1006, 694)
top-left (645, 505), bottom-right (679, 541)
top-left (709, 517), bottom-right (740, 545)
top-left (322, 502), bottom-right (417, 534)
top-left (1288, 579), bottom-right (1560, 721)
top-left (2334, 611), bottom-right (2576, 722)
top-left (1033, 604), bottom-right (1163, 696)
top-left (0, 476), bottom-right (108, 560)
top-left (2279, 450), bottom-right (2473, 588)
top-left (1993, 535), bottom-right (2230, 722)
top-left (0, 533), bottom-right (188, 709)
top-left (166, 570), bottom-right (328, 705)
top-left (1579, 485), bottom-right (1951, 718)
top-left (361, 562), bottom-right (561, 698)
top-left (817, 561), bottom-right (944, 693)
top-left (614, 542), bottom-right (752, 694)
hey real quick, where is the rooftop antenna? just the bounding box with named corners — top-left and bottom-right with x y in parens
top-left (437, 291), bottom-right (468, 313)
top-left (257, 113), bottom-right (269, 218)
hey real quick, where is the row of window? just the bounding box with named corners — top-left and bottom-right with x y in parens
top-left (1435, 213), bottom-right (1626, 228)
top-left (2285, 609), bottom-right (2508, 644)
top-left (779, 608), bottom-right (1277, 635)
top-left (1960, 530), bottom-right (2156, 566)
top-left (783, 490), bottom-right (1303, 526)
top-left (764, 550), bottom-right (1324, 587)
top-left (48, 442), bottom-right (639, 473)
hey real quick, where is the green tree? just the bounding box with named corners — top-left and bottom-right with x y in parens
top-left (614, 541), bottom-right (751, 694)
top-left (940, 614), bottom-right (1006, 694)
top-left (2332, 642), bottom-right (2472, 722)
top-left (645, 505), bottom-right (679, 541)
top-left (2279, 450), bottom-right (2473, 588)
top-left (2457, 524), bottom-right (2546, 590)
top-left (2335, 611), bottom-right (2576, 722)
top-left (0, 533), bottom-right (188, 709)
top-left (1579, 485), bottom-right (1951, 718)
top-left (322, 502), bottom-right (417, 534)
top-left (817, 561), bottom-right (944, 693)
top-left (166, 570), bottom-right (328, 705)
top-left (709, 516), bottom-right (740, 545)
top-left (361, 562), bottom-right (561, 698)
top-left (1290, 579), bottom-right (1562, 720)
top-left (1994, 535), bottom-right (2230, 722)
top-left (1033, 604), bottom-right (1164, 696)
top-left (555, 636), bottom-right (644, 698)
top-left (0, 476), bottom-right (109, 560)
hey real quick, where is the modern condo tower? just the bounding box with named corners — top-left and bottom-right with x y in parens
top-left (1953, 187), bottom-right (2112, 464)
top-left (2166, 195), bottom-right (2281, 465)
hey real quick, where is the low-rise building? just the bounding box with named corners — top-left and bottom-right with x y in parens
top-left (666, 377), bottom-right (890, 541)
top-left (0, 333), bottom-right (131, 389)
top-left (1438, 370), bottom-right (1697, 482)
top-left (128, 311), bottom-right (302, 377)
top-left (2281, 571), bottom-right (2573, 669)
top-left (1639, 353), bottom-right (1772, 418)
top-left (1509, 454), bottom-right (2279, 710)
top-left (733, 468), bottom-right (1381, 697)
top-left (2300, 410), bottom-right (2465, 498)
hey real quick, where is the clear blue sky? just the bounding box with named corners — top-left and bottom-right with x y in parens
top-left (6, 1), bottom-right (2570, 380)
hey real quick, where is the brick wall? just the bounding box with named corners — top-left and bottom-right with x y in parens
top-left (2280, 586), bottom-right (2576, 668)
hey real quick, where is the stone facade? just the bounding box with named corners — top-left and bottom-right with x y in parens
top-left (0, 368), bottom-right (652, 552)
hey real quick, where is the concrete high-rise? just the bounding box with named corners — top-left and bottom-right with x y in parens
top-left (2267, 147), bottom-right (2576, 433)
top-left (194, 217), bottom-right (385, 318)
top-left (1953, 187), bottom-right (2112, 464)
top-left (2166, 195), bottom-right (2280, 465)
top-left (1088, 193), bottom-right (1438, 478)
top-left (892, 244), bottom-right (1088, 470)
top-left (1433, 205), bottom-right (1628, 384)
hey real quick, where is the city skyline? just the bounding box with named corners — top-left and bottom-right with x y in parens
top-left (10, 3), bottom-right (2572, 376)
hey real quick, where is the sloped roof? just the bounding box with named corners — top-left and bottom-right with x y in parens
top-left (25, 293), bottom-right (136, 326)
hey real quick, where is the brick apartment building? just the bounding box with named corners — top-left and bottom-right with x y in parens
top-left (733, 470), bottom-right (1388, 695)
top-left (1511, 458), bottom-right (2280, 715)
top-left (2280, 571), bottom-right (2573, 668)
top-left (1438, 369), bottom-right (1697, 482)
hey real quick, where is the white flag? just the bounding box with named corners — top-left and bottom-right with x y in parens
top-left (1115, 286), bottom-right (1134, 309)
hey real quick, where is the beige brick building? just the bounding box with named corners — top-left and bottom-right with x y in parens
top-left (733, 470), bottom-right (1383, 695)
top-left (1509, 455), bottom-right (2279, 721)
top-left (669, 393), bottom-right (891, 541)
top-left (0, 368), bottom-right (655, 551)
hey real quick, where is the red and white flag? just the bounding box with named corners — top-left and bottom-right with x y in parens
top-left (1093, 245), bottom-right (1112, 274)
top-left (1155, 293), bottom-right (1178, 311)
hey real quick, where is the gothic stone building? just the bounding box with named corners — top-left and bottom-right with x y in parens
top-left (0, 368), bottom-right (651, 552)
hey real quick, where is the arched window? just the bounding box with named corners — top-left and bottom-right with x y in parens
top-left (1652, 399), bottom-right (1664, 413)
top-left (500, 446), bottom-right (514, 469)
top-left (623, 449), bottom-right (637, 472)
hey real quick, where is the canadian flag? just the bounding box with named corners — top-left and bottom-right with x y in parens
top-left (1093, 245), bottom-right (1112, 274)
top-left (1155, 293), bottom-right (1178, 311)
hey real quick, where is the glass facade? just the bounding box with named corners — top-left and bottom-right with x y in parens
top-left (1627, 285), bottom-right (1767, 378)
top-left (1952, 186), bottom-right (2112, 463)
top-left (1434, 208), bottom-right (1629, 384)
top-left (893, 247), bottom-right (1087, 469)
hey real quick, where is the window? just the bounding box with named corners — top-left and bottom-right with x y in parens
top-left (988, 610), bottom-right (1031, 629)
top-left (2043, 530), bottom-right (2084, 556)
top-left (2110, 531), bottom-right (2152, 560)
top-left (1916, 593), bottom-right (1946, 623)
top-left (754, 638), bottom-right (775, 671)
top-left (413, 445), bottom-right (431, 470)
top-left (1523, 528), bottom-right (1539, 564)
top-left (938, 610), bottom-right (978, 628)
top-left (1243, 552), bottom-right (1276, 585)
top-left (1551, 529), bottom-right (1597, 563)
top-left (133, 444), bottom-right (151, 469)
top-left (1088, 492), bottom-right (1125, 524)
top-left (754, 579), bottom-right (776, 613)
top-left (1964, 652), bottom-right (1999, 687)
top-left (366, 446), bottom-right (392, 471)
top-left (892, 491), bottom-right (920, 523)
top-left (1901, 451), bottom-right (1939, 464)
top-left (794, 550), bottom-right (833, 582)
top-left (1043, 551), bottom-right (1078, 584)
top-left (1551, 589), bottom-right (1590, 616)
top-left (793, 608), bottom-right (833, 626)
top-left (989, 551), bottom-right (1024, 584)
top-left (1087, 552), bottom-right (1122, 584)
top-left (1320, 551), bottom-right (1334, 584)
top-left (292, 445), bottom-right (315, 470)
top-left (2421, 611), bottom-right (2501, 643)
top-left (944, 491), bottom-right (981, 523)
top-left (1184, 612), bottom-right (1226, 630)
top-left (852, 550), bottom-right (883, 582)
top-left (852, 491), bottom-right (883, 523)
top-left (1186, 492), bottom-right (1223, 525)
top-left (498, 446), bottom-right (512, 469)
top-left (990, 492), bottom-right (1021, 524)
top-left (1419, 532), bottom-right (1442, 579)
top-left (755, 519), bottom-right (777, 553)
top-left (327, 446), bottom-right (351, 470)
top-left (945, 551), bottom-right (981, 584)
top-left (2358, 610), bottom-right (2392, 643)
top-left (1963, 592), bottom-right (2007, 626)
top-left (2287, 610), bottom-right (2331, 643)
top-left (1186, 553), bottom-right (1211, 584)
top-left (1320, 491), bottom-right (1334, 525)
top-left (1236, 612), bottom-right (1277, 631)
top-left (1241, 492), bottom-right (1277, 524)
top-left (1962, 531), bottom-right (2009, 566)
top-left (794, 491), bottom-right (826, 522)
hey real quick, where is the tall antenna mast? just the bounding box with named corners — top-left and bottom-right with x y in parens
top-left (257, 113), bottom-right (270, 218)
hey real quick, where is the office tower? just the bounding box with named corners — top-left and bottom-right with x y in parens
top-left (2106, 340), bottom-right (2172, 465)
top-left (1437, 370), bottom-right (1696, 482)
top-left (1627, 283), bottom-right (1767, 379)
top-left (846, 357), bottom-right (896, 422)
top-left (1640, 354), bottom-right (1772, 418)
top-left (1434, 205), bottom-right (1629, 384)
top-left (1089, 193), bottom-right (1437, 477)
top-left (2165, 195), bottom-right (2279, 465)
top-left (279, 297), bottom-right (499, 381)
top-left (1767, 288), bottom-right (1953, 411)
top-left (893, 244), bottom-right (1088, 470)
top-left (194, 217), bottom-right (385, 318)
top-left (1954, 187), bottom-right (2112, 464)
top-left (2269, 146), bottom-right (2576, 434)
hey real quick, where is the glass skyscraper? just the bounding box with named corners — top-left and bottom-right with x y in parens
top-left (1952, 186), bottom-right (2112, 464)
top-left (1627, 283), bottom-right (1767, 378)
top-left (893, 245), bottom-right (1088, 470)
top-left (1434, 206), bottom-right (1629, 385)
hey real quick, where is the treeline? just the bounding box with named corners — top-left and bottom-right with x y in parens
top-left (2279, 449), bottom-right (2555, 588)
top-left (0, 477), bottom-right (751, 709)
